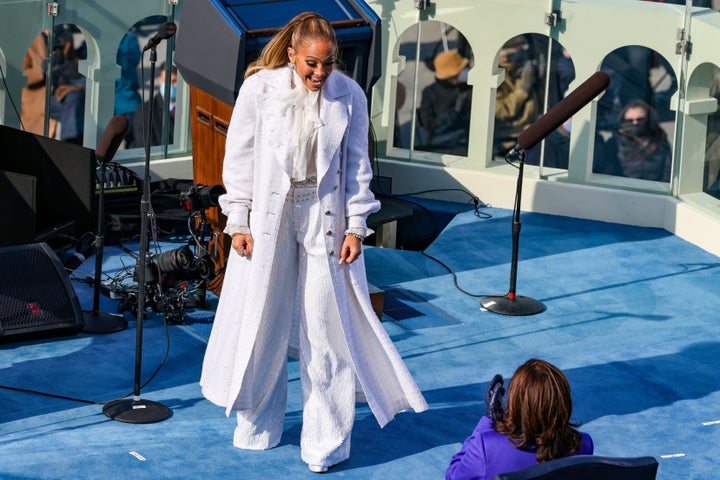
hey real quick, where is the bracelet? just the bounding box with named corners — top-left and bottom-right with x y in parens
top-left (345, 232), bottom-right (365, 241)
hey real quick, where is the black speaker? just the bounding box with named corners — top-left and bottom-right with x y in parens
top-left (0, 124), bottom-right (95, 243)
top-left (0, 243), bottom-right (84, 342)
top-left (0, 170), bottom-right (37, 247)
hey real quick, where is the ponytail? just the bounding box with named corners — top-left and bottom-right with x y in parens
top-left (245, 12), bottom-right (337, 78)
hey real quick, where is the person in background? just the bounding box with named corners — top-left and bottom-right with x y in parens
top-left (600, 98), bottom-right (672, 182)
top-left (493, 36), bottom-right (541, 157)
top-left (21, 29), bottom-right (56, 137)
top-left (132, 61), bottom-right (177, 148)
top-left (199, 11), bottom-right (428, 474)
top-left (114, 30), bottom-right (142, 148)
top-left (446, 358), bottom-right (593, 480)
top-left (524, 117), bottom-right (572, 169)
top-left (417, 49), bottom-right (472, 156)
top-left (48, 23), bottom-right (87, 145)
top-left (704, 71), bottom-right (720, 197)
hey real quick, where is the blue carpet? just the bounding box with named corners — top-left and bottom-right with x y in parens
top-left (1, 206), bottom-right (718, 479)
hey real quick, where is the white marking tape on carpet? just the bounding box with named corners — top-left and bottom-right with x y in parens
top-left (660, 453), bottom-right (686, 459)
top-left (129, 451), bottom-right (147, 461)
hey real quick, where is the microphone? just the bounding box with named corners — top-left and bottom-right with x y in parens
top-left (95, 115), bottom-right (129, 164)
top-left (143, 22), bottom-right (177, 52)
top-left (516, 71), bottom-right (610, 151)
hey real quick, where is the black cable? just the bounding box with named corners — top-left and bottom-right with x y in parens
top-left (0, 61), bottom-right (26, 131)
top-left (1, 240), bottom-right (177, 406)
top-left (368, 122), bottom-right (492, 220)
top-left (0, 384), bottom-right (102, 405)
top-left (64, 231), bottom-right (97, 270)
top-left (0, 297), bottom-right (174, 406)
top-left (419, 249), bottom-right (505, 299)
top-left (368, 123), bottom-right (499, 295)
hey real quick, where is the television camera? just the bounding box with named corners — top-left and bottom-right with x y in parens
top-left (116, 183), bottom-right (225, 323)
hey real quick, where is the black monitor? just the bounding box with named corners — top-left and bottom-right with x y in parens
top-left (0, 125), bottom-right (95, 245)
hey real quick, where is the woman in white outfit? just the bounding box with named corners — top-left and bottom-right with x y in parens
top-left (199, 12), bottom-right (428, 473)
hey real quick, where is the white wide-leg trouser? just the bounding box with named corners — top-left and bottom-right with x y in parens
top-left (233, 185), bottom-right (355, 468)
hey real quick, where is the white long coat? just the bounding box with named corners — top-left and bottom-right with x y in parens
top-left (200, 67), bottom-right (428, 427)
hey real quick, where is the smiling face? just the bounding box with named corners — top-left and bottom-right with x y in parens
top-left (288, 39), bottom-right (336, 91)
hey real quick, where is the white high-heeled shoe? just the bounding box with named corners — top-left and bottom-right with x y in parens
top-left (308, 464), bottom-right (328, 473)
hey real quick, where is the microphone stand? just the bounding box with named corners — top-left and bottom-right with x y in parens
top-left (481, 147), bottom-right (546, 316)
top-left (103, 46), bottom-right (172, 423)
top-left (82, 145), bottom-right (129, 334)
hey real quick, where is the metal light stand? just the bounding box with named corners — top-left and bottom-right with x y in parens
top-left (103, 45), bottom-right (171, 423)
top-left (83, 116), bottom-right (130, 334)
top-left (190, 205), bottom-right (213, 308)
top-left (480, 148), bottom-right (546, 316)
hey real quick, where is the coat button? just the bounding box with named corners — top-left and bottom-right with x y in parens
top-left (325, 210), bottom-right (332, 215)
top-left (329, 250), bottom-right (335, 256)
top-left (333, 185), bottom-right (338, 190)
top-left (326, 230), bottom-right (333, 236)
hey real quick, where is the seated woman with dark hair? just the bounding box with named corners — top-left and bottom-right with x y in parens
top-left (446, 358), bottom-right (594, 480)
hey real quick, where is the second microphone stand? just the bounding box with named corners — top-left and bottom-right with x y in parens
top-left (480, 147), bottom-right (546, 316)
top-left (103, 46), bottom-right (172, 423)
top-left (83, 116), bottom-right (130, 334)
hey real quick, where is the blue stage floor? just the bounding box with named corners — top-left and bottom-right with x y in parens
top-left (1, 204), bottom-right (718, 479)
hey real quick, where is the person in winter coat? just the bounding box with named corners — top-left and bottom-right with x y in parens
top-left (493, 36), bottom-right (541, 158)
top-left (199, 11), bottom-right (428, 474)
top-left (417, 49), bottom-right (472, 156)
top-left (599, 98), bottom-right (672, 182)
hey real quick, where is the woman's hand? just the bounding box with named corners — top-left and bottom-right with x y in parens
top-left (340, 234), bottom-right (362, 264)
top-left (232, 233), bottom-right (254, 257)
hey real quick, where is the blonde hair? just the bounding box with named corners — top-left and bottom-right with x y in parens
top-left (245, 12), bottom-right (337, 79)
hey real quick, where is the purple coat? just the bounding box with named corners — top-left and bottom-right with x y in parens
top-left (446, 416), bottom-right (594, 480)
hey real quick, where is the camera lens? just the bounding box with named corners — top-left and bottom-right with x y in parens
top-left (152, 245), bottom-right (193, 274)
top-left (198, 185), bottom-right (225, 208)
top-left (196, 255), bottom-right (215, 280)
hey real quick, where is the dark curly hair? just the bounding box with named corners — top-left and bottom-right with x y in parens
top-left (493, 358), bottom-right (583, 463)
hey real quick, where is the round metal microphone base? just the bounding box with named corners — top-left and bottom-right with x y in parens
top-left (82, 311), bottom-right (128, 334)
top-left (481, 295), bottom-right (546, 316)
top-left (103, 398), bottom-right (172, 424)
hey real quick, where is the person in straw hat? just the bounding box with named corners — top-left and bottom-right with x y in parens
top-left (417, 49), bottom-right (472, 156)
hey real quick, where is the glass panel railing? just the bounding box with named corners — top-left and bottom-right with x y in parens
top-left (119, 15), bottom-right (175, 154)
top-left (705, 73), bottom-right (720, 198)
top-left (592, 45), bottom-right (677, 183)
top-left (413, 21), bottom-right (473, 157)
top-left (0, 1), bottom-right (183, 161)
top-left (392, 22), bottom-right (420, 153)
top-left (1, 0), bottom-right (52, 134)
top-left (3, 0), bottom-right (720, 208)
top-left (391, 19), bottom-right (474, 158)
top-left (493, 34), bottom-right (575, 170)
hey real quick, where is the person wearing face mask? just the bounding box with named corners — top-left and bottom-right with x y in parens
top-left (131, 61), bottom-right (177, 148)
top-left (600, 98), bottom-right (672, 182)
top-left (199, 12), bottom-right (428, 474)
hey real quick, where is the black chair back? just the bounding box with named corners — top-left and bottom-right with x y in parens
top-left (493, 455), bottom-right (658, 480)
